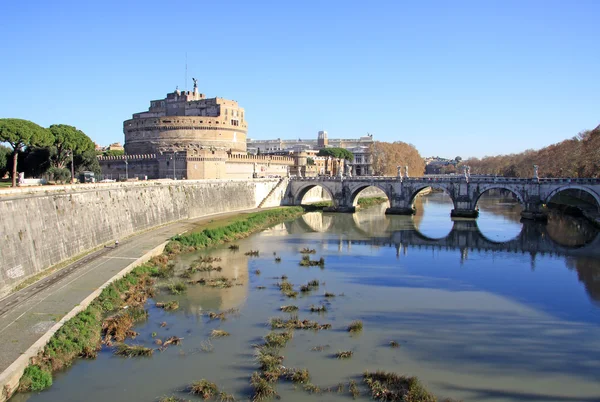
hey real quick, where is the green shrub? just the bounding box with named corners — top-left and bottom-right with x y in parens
top-left (19, 365), bottom-right (53, 392)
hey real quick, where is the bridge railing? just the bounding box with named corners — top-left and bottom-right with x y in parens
top-left (290, 176), bottom-right (600, 184)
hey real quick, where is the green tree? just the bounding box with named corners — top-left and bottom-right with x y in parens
top-left (307, 157), bottom-right (315, 165)
top-left (103, 149), bottom-right (124, 157)
top-left (0, 119), bottom-right (53, 187)
top-left (48, 124), bottom-right (95, 169)
top-left (0, 145), bottom-right (11, 178)
top-left (317, 147), bottom-right (354, 161)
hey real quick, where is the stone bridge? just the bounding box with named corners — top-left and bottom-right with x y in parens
top-left (284, 176), bottom-right (600, 220)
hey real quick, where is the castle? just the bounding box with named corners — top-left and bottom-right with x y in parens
top-left (98, 85), bottom-right (373, 180)
top-left (98, 85), bottom-right (293, 180)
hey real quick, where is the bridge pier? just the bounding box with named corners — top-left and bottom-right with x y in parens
top-left (385, 207), bottom-right (415, 215)
top-left (521, 201), bottom-right (548, 221)
top-left (450, 209), bottom-right (479, 219)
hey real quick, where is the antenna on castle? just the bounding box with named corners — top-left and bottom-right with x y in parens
top-left (185, 52), bottom-right (188, 91)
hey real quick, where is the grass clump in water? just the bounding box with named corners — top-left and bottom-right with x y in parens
top-left (269, 316), bottom-right (331, 330)
top-left (114, 344), bottom-right (154, 357)
top-left (348, 320), bottom-right (363, 333)
top-left (282, 368), bottom-right (311, 384)
top-left (280, 305), bottom-right (298, 313)
top-left (167, 281), bottom-right (187, 295)
top-left (254, 269), bottom-right (261, 275)
top-left (190, 379), bottom-right (219, 399)
top-left (390, 340), bottom-right (400, 348)
top-left (263, 331), bottom-right (293, 348)
top-left (357, 197), bottom-right (388, 208)
top-left (349, 380), bottom-right (360, 399)
top-left (156, 300), bottom-right (179, 311)
top-left (277, 281), bottom-right (293, 292)
top-left (309, 305), bottom-right (327, 313)
top-left (251, 372), bottom-right (278, 401)
top-left (299, 255), bottom-right (325, 267)
top-left (194, 277), bottom-right (235, 288)
top-left (255, 349), bottom-right (284, 372)
top-left (335, 350), bottom-right (353, 359)
top-left (210, 329), bottom-right (230, 338)
top-left (18, 365), bottom-right (52, 392)
top-left (158, 396), bottom-right (187, 402)
top-left (300, 247), bottom-right (316, 254)
top-left (274, 257), bottom-right (281, 263)
top-left (245, 250), bottom-right (260, 257)
top-left (363, 371), bottom-right (437, 402)
top-left (324, 292), bottom-right (336, 298)
top-left (229, 244), bottom-right (240, 250)
top-left (102, 307), bottom-right (148, 345)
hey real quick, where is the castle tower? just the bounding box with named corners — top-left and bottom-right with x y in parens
top-left (317, 130), bottom-right (328, 148)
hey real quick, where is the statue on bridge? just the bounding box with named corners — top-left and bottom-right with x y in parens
top-left (533, 165), bottom-right (539, 182)
top-left (404, 165), bottom-right (409, 179)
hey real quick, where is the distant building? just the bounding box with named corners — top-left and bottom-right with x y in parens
top-left (247, 131), bottom-right (374, 176)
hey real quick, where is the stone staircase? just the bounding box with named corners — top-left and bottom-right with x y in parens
top-left (258, 177), bottom-right (288, 208)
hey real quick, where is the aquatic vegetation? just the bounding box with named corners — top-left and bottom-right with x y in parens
top-left (254, 269), bottom-right (261, 275)
top-left (348, 320), bottom-right (363, 333)
top-left (250, 372), bottom-right (278, 401)
top-left (390, 340), bottom-right (400, 348)
top-left (280, 305), bottom-right (299, 312)
top-left (245, 250), bottom-right (260, 257)
top-left (219, 391), bottom-right (236, 401)
top-left (274, 257), bottom-right (281, 263)
top-left (307, 279), bottom-right (320, 287)
top-left (335, 350), bottom-right (354, 359)
top-left (277, 281), bottom-right (293, 292)
top-left (228, 244), bottom-right (240, 250)
top-left (303, 383), bottom-right (322, 394)
top-left (208, 308), bottom-right (239, 321)
top-left (281, 367), bottom-right (311, 384)
top-left (18, 365), bottom-right (52, 392)
top-left (309, 305), bottom-right (327, 313)
top-left (255, 349), bottom-right (284, 372)
top-left (162, 336), bottom-right (183, 347)
top-left (324, 292), bottom-right (336, 298)
top-left (300, 247), bottom-right (316, 254)
top-left (156, 300), bottom-right (179, 311)
top-left (300, 255), bottom-right (325, 267)
top-left (160, 321), bottom-right (167, 327)
top-left (310, 345), bottom-right (330, 352)
top-left (102, 307), bottom-right (148, 345)
top-left (158, 396), bottom-right (187, 402)
top-left (256, 286), bottom-right (266, 290)
top-left (280, 275), bottom-right (288, 280)
top-left (200, 339), bottom-right (214, 353)
top-left (167, 281), bottom-right (187, 295)
top-left (349, 380), bottom-right (360, 399)
top-left (210, 329), bottom-right (231, 338)
top-left (114, 344), bottom-right (154, 357)
top-left (190, 379), bottom-right (218, 399)
top-left (194, 276), bottom-right (235, 288)
top-left (283, 290), bottom-right (298, 298)
top-left (269, 316), bottom-right (331, 330)
top-left (263, 331), bottom-right (293, 348)
top-left (363, 371), bottom-right (437, 402)
top-left (196, 256), bottom-right (222, 263)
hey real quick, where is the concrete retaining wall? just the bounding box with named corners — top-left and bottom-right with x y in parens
top-left (0, 179), bottom-right (280, 298)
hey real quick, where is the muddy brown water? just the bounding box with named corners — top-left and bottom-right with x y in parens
top-left (15, 193), bottom-right (600, 402)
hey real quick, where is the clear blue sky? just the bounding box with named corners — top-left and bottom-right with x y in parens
top-left (1, 0), bottom-right (598, 159)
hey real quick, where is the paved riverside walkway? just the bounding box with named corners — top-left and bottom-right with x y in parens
top-left (0, 209), bottom-right (260, 375)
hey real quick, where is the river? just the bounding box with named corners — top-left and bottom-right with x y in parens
top-left (17, 193), bottom-right (600, 402)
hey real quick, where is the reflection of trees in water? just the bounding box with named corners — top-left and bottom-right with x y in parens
top-left (566, 257), bottom-right (600, 303)
top-left (546, 211), bottom-right (599, 247)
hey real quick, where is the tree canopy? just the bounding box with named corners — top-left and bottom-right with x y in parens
top-left (48, 124), bottom-right (95, 168)
top-left (371, 141), bottom-right (425, 176)
top-left (0, 118), bottom-right (53, 186)
top-left (464, 125), bottom-right (600, 178)
top-left (317, 147), bottom-right (354, 160)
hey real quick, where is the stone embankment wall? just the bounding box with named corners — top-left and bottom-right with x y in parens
top-left (0, 179), bottom-right (285, 298)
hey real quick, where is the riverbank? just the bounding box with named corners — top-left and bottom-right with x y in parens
top-left (10, 207), bottom-right (304, 399)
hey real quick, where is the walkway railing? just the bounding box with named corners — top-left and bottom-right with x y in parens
top-left (290, 176), bottom-right (600, 184)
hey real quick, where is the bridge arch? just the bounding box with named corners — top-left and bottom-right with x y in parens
top-left (292, 183), bottom-right (336, 206)
top-left (473, 186), bottom-right (526, 209)
top-left (544, 185), bottom-right (600, 212)
top-left (347, 183), bottom-right (390, 207)
top-left (409, 185), bottom-right (456, 208)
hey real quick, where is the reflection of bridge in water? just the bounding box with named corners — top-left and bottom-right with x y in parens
top-left (287, 210), bottom-right (600, 259)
